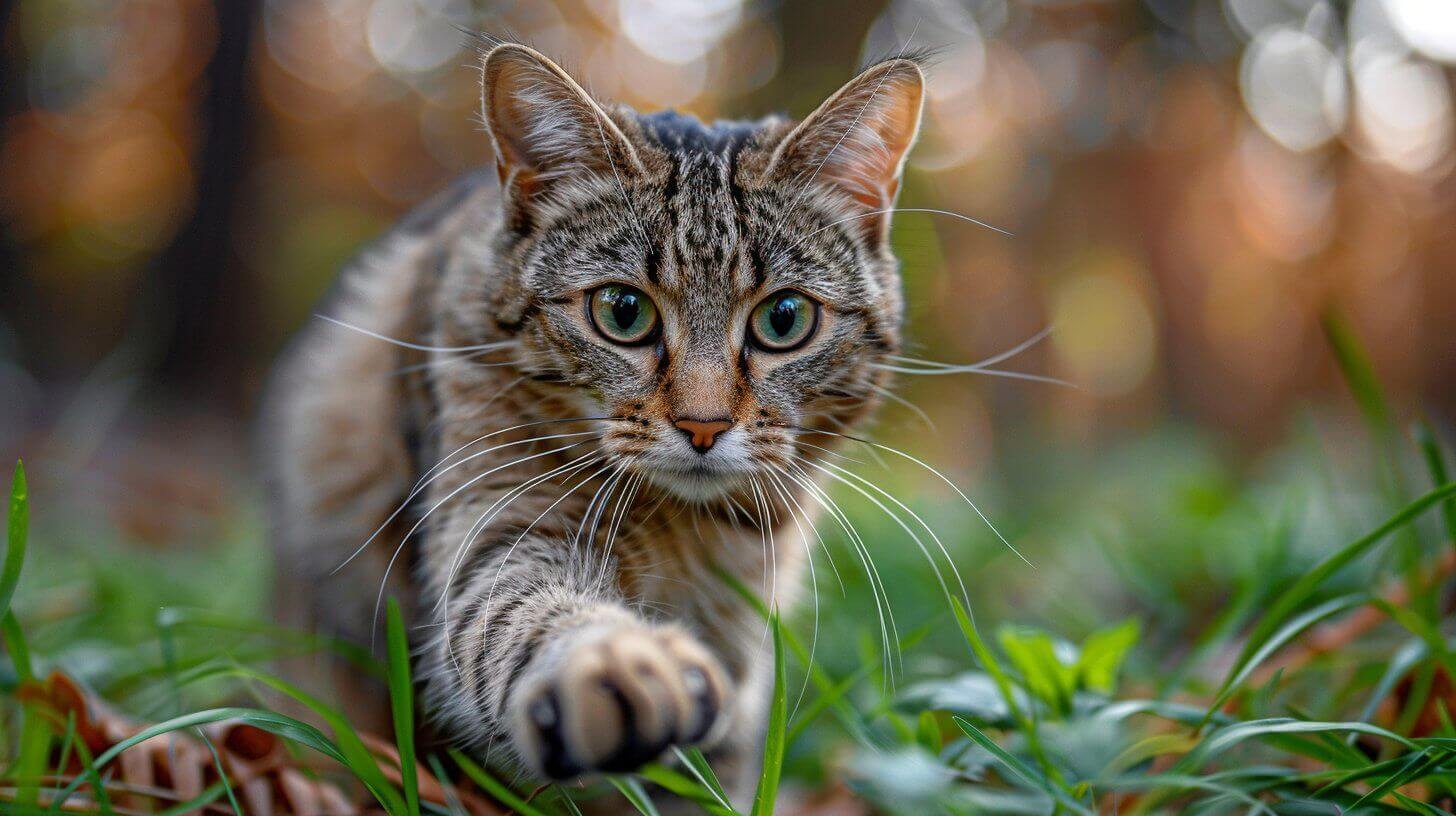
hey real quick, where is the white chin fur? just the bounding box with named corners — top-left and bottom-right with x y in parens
top-left (645, 464), bottom-right (746, 502)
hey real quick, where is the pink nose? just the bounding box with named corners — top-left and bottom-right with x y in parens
top-left (673, 418), bottom-right (732, 452)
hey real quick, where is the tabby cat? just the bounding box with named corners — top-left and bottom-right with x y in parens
top-left (261, 41), bottom-right (924, 807)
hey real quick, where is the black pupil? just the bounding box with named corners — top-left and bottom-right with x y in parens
top-left (610, 291), bottom-right (640, 331)
top-left (768, 297), bottom-right (798, 338)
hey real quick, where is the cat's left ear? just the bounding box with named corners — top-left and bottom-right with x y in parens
top-left (481, 44), bottom-right (641, 207)
top-left (769, 58), bottom-right (925, 240)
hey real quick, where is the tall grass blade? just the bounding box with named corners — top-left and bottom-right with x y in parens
top-left (7, 668), bottom-right (48, 809)
top-left (1, 464), bottom-right (46, 816)
top-left (713, 565), bottom-right (871, 743)
top-left (1413, 421), bottom-right (1456, 546)
top-left (1205, 594), bottom-right (1368, 718)
top-left (951, 716), bottom-right (1092, 815)
top-left (1232, 482), bottom-right (1456, 685)
top-left (949, 598), bottom-right (1060, 785)
top-left (638, 763), bottom-right (736, 815)
top-left (387, 599), bottom-right (421, 816)
top-left (609, 777), bottom-right (662, 816)
top-left (52, 707), bottom-right (345, 805)
top-left (750, 613), bottom-right (787, 816)
top-left (448, 748), bottom-right (553, 816)
top-left (49, 721), bottom-right (114, 816)
top-left (1, 461), bottom-right (27, 619)
top-left (674, 746), bottom-right (735, 812)
top-left (167, 663), bottom-right (406, 814)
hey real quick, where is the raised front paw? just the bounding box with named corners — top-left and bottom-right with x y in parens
top-left (509, 624), bottom-right (730, 779)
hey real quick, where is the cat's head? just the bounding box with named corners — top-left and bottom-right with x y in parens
top-left (478, 44), bottom-right (923, 501)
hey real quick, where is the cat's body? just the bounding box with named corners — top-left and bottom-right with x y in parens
top-left (261, 44), bottom-right (923, 809)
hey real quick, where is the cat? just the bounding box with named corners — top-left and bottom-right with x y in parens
top-left (260, 40), bottom-right (923, 808)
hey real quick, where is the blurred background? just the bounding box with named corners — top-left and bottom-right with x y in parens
top-left (2, 0), bottom-right (1456, 713)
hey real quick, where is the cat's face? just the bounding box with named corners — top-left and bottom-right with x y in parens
top-left (480, 45), bottom-right (923, 500)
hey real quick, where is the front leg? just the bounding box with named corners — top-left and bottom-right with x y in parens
top-left (423, 535), bottom-right (732, 779)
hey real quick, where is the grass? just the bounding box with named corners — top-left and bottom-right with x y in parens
top-left (3, 324), bottom-right (1456, 813)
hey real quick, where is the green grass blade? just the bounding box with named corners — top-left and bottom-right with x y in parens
top-left (1233, 482), bottom-right (1456, 680)
top-left (638, 763), bottom-right (737, 815)
top-left (52, 707), bottom-right (344, 805)
top-left (162, 661), bottom-right (406, 814)
top-left (1350, 750), bottom-right (1443, 809)
top-left (950, 598), bottom-right (1062, 787)
top-left (49, 720), bottom-right (113, 816)
top-left (1205, 594), bottom-right (1368, 718)
top-left (1, 461), bottom-right (27, 620)
top-left (1390, 792), bottom-right (1456, 816)
top-left (951, 716), bottom-right (1093, 815)
top-left (3, 610), bottom-right (34, 684)
top-left (1413, 421), bottom-right (1456, 546)
top-left (713, 564), bottom-right (872, 744)
top-left (427, 753), bottom-right (472, 816)
top-left (1322, 314), bottom-right (1394, 441)
top-left (197, 725), bottom-right (244, 816)
top-left (673, 746), bottom-right (736, 813)
top-left (552, 786), bottom-right (586, 816)
top-left (152, 780), bottom-right (229, 816)
top-left (609, 777), bottom-right (662, 816)
top-left (448, 748), bottom-right (554, 816)
top-left (750, 613), bottom-right (787, 816)
top-left (387, 599), bottom-right (421, 816)
top-left (3, 611), bottom-right (48, 811)
top-left (1180, 718), bottom-right (1415, 773)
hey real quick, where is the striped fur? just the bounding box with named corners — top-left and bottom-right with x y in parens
top-left (260, 44), bottom-right (924, 808)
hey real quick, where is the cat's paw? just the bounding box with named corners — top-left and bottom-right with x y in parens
top-left (509, 624), bottom-right (730, 779)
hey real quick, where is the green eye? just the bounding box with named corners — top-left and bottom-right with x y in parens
top-left (588, 284), bottom-right (659, 345)
top-left (749, 291), bottom-right (818, 351)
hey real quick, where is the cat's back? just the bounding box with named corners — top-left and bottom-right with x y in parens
top-left (258, 168), bottom-right (499, 645)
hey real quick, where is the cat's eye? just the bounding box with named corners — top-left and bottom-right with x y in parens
top-left (749, 290), bottom-right (818, 352)
top-left (588, 284), bottom-right (659, 345)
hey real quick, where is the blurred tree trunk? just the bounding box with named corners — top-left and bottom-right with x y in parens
top-left (149, 0), bottom-right (259, 404)
top-left (0, 0), bottom-right (34, 364)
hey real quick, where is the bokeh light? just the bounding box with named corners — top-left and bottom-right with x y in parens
top-left (1, 0), bottom-right (1454, 448)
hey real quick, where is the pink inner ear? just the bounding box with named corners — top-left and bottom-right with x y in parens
top-left (482, 45), bottom-right (640, 187)
top-left (773, 61), bottom-right (925, 215)
top-left (821, 73), bottom-right (923, 211)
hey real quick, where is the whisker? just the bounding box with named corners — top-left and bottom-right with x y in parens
top-left (789, 426), bottom-right (1033, 568)
top-left (599, 472), bottom-right (644, 587)
top-left (765, 467), bottom-right (843, 590)
top-left (475, 460), bottom-right (620, 651)
top-left (315, 314), bottom-right (516, 354)
top-left (794, 438), bottom-right (867, 467)
top-left (797, 206), bottom-right (1012, 242)
top-left (333, 422), bottom-right (610, 575)
top-left (761, 468), bottom-right (825, 720)
top-left (891, 325), bottom-right (1053, 371)
top-left (435, 451), bottom-right (602, 618)
top-left (873, 363), bottom-right (1077, 389)
top-left (807, 456), bottom-right (970, 616)
top-left (781, 460), bottom-right (900, 683)
top-left (375, 446), bottom-right (598, 645)
top-left (440, 453), bottom-right (603, 674)
top-left (869, 382), bottom-right (935, 431)
top-left (747, 477), bottom-right (776, 619)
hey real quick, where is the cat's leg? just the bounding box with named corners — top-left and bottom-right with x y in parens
top-left (423, 534), bottom-right (732, 779)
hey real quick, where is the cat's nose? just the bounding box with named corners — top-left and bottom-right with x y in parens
top-left (673, 418), bottom-right (733, 452)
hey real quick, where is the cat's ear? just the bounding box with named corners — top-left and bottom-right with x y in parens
top-left (481, 44), bottom-right (640, 200)
top-left (769, 58), bottom-right (924, 239)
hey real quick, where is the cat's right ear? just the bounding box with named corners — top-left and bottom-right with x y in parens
top-left (481, 44), bottom-right (640, 208)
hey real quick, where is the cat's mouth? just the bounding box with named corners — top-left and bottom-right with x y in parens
top-left (627, 437), bottom-right (762, 501)
top-left (650, 466), bottom-right (741, 501)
